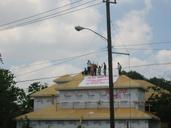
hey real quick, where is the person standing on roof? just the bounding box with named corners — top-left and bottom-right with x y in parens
top-left (98, 65), bottom-right (101, 76)
top-left (90, 63), bottom-right (94, 76)
top-left (117, 62), bottom-right (122, 75)
top-left (103, 62), bottom-right (107, 76)
top-left (87, 60), bottom-right (91, 75)
top-left (93, 63), bottom-right (97, 76)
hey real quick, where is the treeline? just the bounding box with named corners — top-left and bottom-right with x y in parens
top-left (0, 68), bottom-right (47, 128)
top-left (122, 70), bottom-right (171, 126)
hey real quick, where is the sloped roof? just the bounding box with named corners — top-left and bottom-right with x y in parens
top-left (55, 73), bottom-right (84, 90)
top-left (56, 75), bottom-right (147, 90)
top-left (31, 83), bottom-right (58, 97)
top-left (16, 105), bottom-right (159, 120)
top-left (31, 73), bottom-right (83, 97)
top-left (114, 75), bottom-right (146, 89)
top-left (31, 74), bottom-right (165, 100)
top-left (135, 80), bottom-right (155, 89)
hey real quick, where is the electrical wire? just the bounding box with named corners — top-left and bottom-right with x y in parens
top-left (0, 0), bottom-right (102, 31)
top-left (123, 62), bottom-right (171, 69)
top-left (113, 41), bottom-right (171, 48)
top-left (0, 0), bottom-right (85, 27)
top-left (15, 62), bottom-right (171, 83)
top-left (11, 40), bottom-right (171, 72)
top-left (113, 47), bottom-right (171, 51)
top-left (16, 72), bottom-right (81, 83)
top-left (15, 48), bottom-right (107, 77)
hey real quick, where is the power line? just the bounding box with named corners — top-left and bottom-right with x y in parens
top-left (123, 62), bottom-right (171, 69)
top-left (15, 48), bottom-right (107, 77)
top-left (16, 72), bottom-right (81, 83)
top-left (113, 47), bottom-right (171, 51)
top-left (0, 0), bottom-right (102, 31)
top-left (0, 0), bottom-right (84, 27)
top-left (16, 62), bottom-right (171, 83)
top-left (12, 40), bottom-right (171, 75)
top-left (113, 40), bottom-right (171, 48)
top-left (0, 0), bottom-right (96, 30)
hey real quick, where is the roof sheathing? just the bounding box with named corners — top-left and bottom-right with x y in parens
top-left (16, 105), bottom-right (158, 121)
top-left (56, 75), bottom-right (146, 91)
top-left (31, 84), bottom-right (58, 97)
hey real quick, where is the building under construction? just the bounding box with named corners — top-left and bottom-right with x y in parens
top-left (16, 74), bottom-right (160, 128)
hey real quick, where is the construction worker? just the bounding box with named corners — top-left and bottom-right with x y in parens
top-left (118, 62), bottom-right (122, 75)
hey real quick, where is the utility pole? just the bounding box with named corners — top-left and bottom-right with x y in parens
top-left (104, 0), bottom-right (116, 128)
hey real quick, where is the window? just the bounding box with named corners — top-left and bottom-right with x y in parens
top-left (100, 91), bottom-right (107, 96)
top-left (36, 99), bottom-right (43, 104)
top-left (88, 91), bottom-right (95, 98)
top-left (64, 92), bottom-right (72, 97)
top-left (46, 98), bottom-right (52, 103)
top-left (61, 102), bottom-right (68, 106)
top-left (73, 102), bottom-right (81, 108)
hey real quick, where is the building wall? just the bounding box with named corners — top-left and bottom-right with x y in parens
top-left (17, 120), bottom-right (150, 128)
top-left (34, 96), bottom-right (58, 111)
top-left (59, 88), bottom-right (144, 110)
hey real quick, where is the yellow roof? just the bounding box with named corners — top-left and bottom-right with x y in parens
top-left (135, 80), bottom-right (155, 89)
top-left (114, 75), bottom-right (145, 89)
top-left (56, 75), bottom-right (147, 90)
top-left (31, 73), bottom-right (83, 97)
top-left (55, 73), bottom-right (84, 90)
top-left (31, 84), bottom-right (58, 97)
top-left (31, 74), bottom-right (166, 100)
top-left (16, 105), bottom-right (159, 120)
top-left (30, 74), bottom-right (157, 97)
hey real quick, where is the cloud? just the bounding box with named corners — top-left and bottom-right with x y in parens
top-left (155, 50), bottom-right (171, 62)
top-left (112, 10), bottom-right (152, 49)
top-left (112, 3), bottom-right (171, 80)
top-left (0, 0), bottom-right (102, 65)
top-left (11, 60), bottom-right (82, 88)
top-left (118, 0), bottom-right (136, 4)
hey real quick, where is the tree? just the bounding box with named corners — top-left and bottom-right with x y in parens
top-left (122, 70), bottom-right (171, 126)
top-left (121, 70), bottom-right (146, 80)
top-left (28, 82), bottom-right (48, 95)
top-left (0, 68), bottom-right (25, 128)
top-left (20, 82), bottom-right (48, 113)
top-left (147, 87), bottom-right (171, 126)
top-left (148, 77), bottom-right (171, 92)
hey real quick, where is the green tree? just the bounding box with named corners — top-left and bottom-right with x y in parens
top-left (122, 70), bottom-right (171, 126)
top-left (20, 82), bottom-right (48, 113)
top-left (147, 87), bottom-right (171, 126)
top-left (0, 68), bottom-right (25, 128)
top-left (148, 77), bottom-right (171, 92)
top-left (121, 70), bottom-right (146, 80)
top-left (28, 82), bottom-right (47, 95)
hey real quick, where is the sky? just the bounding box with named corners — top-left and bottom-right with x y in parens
top-left (0, 0), bottom-right (170, 89)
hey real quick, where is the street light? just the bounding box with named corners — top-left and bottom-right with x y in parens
top-left (75, 26), bottom-right (107, 41)
top-left (75, 26), bottom-right (130, 56)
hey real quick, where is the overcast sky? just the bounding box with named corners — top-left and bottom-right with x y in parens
top-left (0, 0), bottom-right (170, 88)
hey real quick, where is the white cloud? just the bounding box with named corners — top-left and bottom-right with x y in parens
top-left (112, 10), bottom-right (152, 48)
top-left (118, 0), bottom-right (136, 4)
top-left (155, 50), bottom-right (171, 62)
top-left (0, 0), bottom-right (102, 64)
top-left (12, 60), bottom-right (81, 88)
